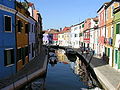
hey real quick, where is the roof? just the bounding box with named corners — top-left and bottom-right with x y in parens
top-left (97, 2), bottom-right (110, 13)
top-left (106, 0), bottom-right (120, 9)
top-left (92, 16), bottom-right (98, 22)
top-left (71, 21), bottom-right (84, 27)
top-left (62, 27), bottom-right (71, 31)
top-left (58, 28), bottom-right (70, 34)
top-left (44, 29), bottom-right (59, 34)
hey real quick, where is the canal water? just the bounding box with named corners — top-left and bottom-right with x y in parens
top-left (22, 49), bottom-right (102, 90)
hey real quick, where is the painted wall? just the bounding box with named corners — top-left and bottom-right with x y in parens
top-left (0, 0), bottom-right (15, 9)
top-left (43, 33), bottom-right (49, 45)
top-left (105, 2), bottom-right (119, 66)
top-left (28, 17), bottom-right (35, 61)
top-left (113, 7), bottom-right (120, 70)
top-left (83, 19), bottom-right (91, 46)
top-left (16, 2), bottom-right (29, 71)
top-left (71, 24), bottom-right (81, 48)
top-left (0, 0), bottom-right (16, 79)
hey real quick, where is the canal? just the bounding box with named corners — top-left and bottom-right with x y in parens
top-left (22, 48), bottom-right (102, 90)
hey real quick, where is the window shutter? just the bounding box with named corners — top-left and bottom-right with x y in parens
top-left (4, 50), bottom-right (7, 66)
top-left (18, 20), bottom-right (22, 32)
top-left (11, 49), bottom-right (14, 64)
top-left (115, 50), bottom-right (118, 64)
top-left (116, 24), bottom-right (119, 34)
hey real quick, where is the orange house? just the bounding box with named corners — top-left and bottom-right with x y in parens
top-left (105, 0), bottom-right (119, 66)
top-left (16, 2), bottom-right (30, 71)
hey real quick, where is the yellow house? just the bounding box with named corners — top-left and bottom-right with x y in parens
top-left (105, 0), bottom-right (119, 66)
top-left (16, 2), bottom-right (30, 71)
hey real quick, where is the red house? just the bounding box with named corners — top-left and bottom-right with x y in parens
top-left (83, 18), bottom-right (91, 47)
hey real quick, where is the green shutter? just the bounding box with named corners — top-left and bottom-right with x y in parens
top-left (108, 48), bottom-right (110, 57)
top-left (118, 51), bottom-right (120, 69)
top-left (116, 24), bottom-right (119, 34)
top-left (115, 50), bottom-right (118, 64)
top-left (82, 24), bottom-right (84, 28)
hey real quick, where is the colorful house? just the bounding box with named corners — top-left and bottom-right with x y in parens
top-left (0, 0), bottom-right (16, 79)
top-left (113, 6), bottom-right (120, 70)
top-left (43, 31), bottom-right (49, 45)
top-left (105, 0), bottom-right (119, 66)
top-left (16, 1), bottom-right (30, 71)
top-left (53, 33), bottom-right (58, 45)
top-left (97, 2), bottom-right (110, 57)
top-left (28, 17), bottom-right (36, 60)
top-left (28, 2), bottom-right (36, 60)
top-left (58, 30), bottom-right (64, 46)
top-left (79, 21), bottom-right (84, 47)
top-left (89, 17), bottom-right (98, 53)
top-left (62, 27), bottom-right (71, 47)
top-left (33, 10), bottom-right (42, 55)
top-left (83, 18), bottom-right (91, 48)
top-left (70, 24), bottom-right (81, 48)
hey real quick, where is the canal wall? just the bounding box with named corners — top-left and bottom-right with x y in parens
top-left (75, 50), bottom-right (120, 90)
top-left (0, 47), bottom-right (48, 90)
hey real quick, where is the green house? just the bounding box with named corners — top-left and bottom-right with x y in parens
top-left (113, 6), bottom-right (120, 69)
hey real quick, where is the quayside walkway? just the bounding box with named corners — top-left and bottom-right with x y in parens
top-left (0, 47), bottom-right (48, 90)
top-left (74, 49), bottom-right (120, 90)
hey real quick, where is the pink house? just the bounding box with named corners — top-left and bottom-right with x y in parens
top-left (97, 2), bottom-right (110, 56)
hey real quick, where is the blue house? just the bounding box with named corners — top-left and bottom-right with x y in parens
top-left (0, 0), bottom-right (16, 79)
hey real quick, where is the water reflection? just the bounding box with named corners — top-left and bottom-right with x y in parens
top-left (57, 49), bottom-right (101, 89)
top-left (22, 49), bottom-right (101, 90)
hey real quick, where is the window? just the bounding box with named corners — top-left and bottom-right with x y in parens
top-left (25, 46), bottom-right (29, 57)
top-left (17, 48), bottom-right (22, 61)
top-left (18, 20), bottom-right (23, 32)
top-left (4, 49), bottom-right (14, 66)
top-left (116, 24), bottom-right (120, 34)
top-left (4, 15), bottom-right (11, 32)
top-left (79, 26), bottom-right (81, 29)
top-left (32, 24), bottom-right (34, 32)
top-left (75, 34), bottom-right (77, 37)
top-left (25, 23), bottom-right (30, 33)
top-left (115, 50), bottom-right (118, 64)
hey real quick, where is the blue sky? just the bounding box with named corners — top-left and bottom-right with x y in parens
top-left (28, 0), bottom-right (109, 30)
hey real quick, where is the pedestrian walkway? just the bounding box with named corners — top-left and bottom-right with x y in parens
top-left (0, 47), bottom-right (48, 89)
top-left (75, 49), bottom-right (120, 90)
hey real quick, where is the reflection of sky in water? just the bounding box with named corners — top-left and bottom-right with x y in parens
top-left (45, 49), bottom-right (88, 90)
top-left (45, 63), bottom-right (87, 90)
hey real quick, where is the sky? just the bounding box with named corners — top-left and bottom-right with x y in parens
top-left (27, 0), bottom-right (110, 30)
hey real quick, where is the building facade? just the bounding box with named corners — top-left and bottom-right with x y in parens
top-left (79, 21), bottom-right (84, 47)
top-left (16, 2), bottom-right (30, 71)
top-left (97, 2), bottom-right (109, 57)
top-left (105, 0), bottom-right (119, 66)
top-left (28, 17), bottom-right (36, 61)
top-left (83, 18), bottom-right (91, 49)
top-left (113, 6), bottom-right (120, 70)
top-left (89, 17), bottom-right (98, 53)
top-left (0, 0), bottom-right (16, 79)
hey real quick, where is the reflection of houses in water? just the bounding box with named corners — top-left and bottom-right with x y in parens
top-left (73, 57), bottom-right (98, 88)
top-left (74, 57), bottom-right (81, 75)
top-left (56, 49), bottom-right (70, 64)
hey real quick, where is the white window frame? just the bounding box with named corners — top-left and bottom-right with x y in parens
top-left (4, 48), bottom-right (14, 67)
